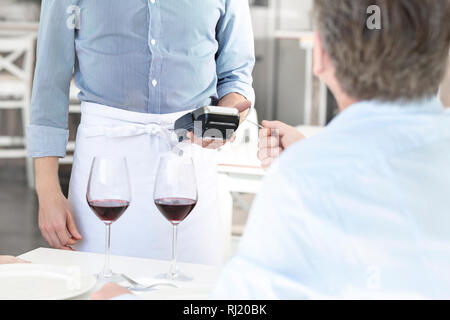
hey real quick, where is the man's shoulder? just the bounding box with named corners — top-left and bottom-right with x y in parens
top-left (275, 109), bottom-right (450, 189)
top-left (275, 128), bottom-right (361, 189)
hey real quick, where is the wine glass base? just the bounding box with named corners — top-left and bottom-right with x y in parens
top-left (96, 272), bottom-right (125, 284)
top-left (155, 272), bottom-right (193, 282)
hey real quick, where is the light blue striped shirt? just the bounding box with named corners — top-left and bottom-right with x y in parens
top-left (213, 98), bottom-right (450, 299)
top-left (27, 0), bottom-right (255, 158)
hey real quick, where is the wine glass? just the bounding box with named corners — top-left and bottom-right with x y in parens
top-left (153, 152), bottom-right (198, 281)
top-left (87, 156), bottom-right (131, 282)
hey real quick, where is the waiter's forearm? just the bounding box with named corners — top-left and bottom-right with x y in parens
top-left (34, 157), bottom-right (62, 198)
top-left (218, 92), bottom-right (250, 121)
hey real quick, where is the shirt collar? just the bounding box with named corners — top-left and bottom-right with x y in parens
top-left (327, 96), bottom-right (445, 129)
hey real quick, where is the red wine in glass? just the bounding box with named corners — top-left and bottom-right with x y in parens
top-left (154, 197), bottom-right (197, 224)
top-left (86, 156), bottom-right (131, 283)
top-left (153, 153), bottom-right (197, 281)
top-left (88, 199), bottom-right (130, 222)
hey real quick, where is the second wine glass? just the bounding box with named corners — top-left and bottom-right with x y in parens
top-left (153, 152), bottom-right (198, 281)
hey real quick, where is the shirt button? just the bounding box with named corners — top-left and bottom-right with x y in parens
top-left (151, 39), bottom-right (156, 45)
top-left (152, 79), bottom-right (158, 87)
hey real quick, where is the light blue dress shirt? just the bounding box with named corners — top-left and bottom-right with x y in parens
top-left (213, 98), bottom-right (450, 299)
top-left (27, 0), bottom-right (255, 158)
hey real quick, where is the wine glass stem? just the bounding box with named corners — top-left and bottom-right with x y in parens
top-left (169, 224), bottom-right (178, 277)
top-left (103, 223), bottom-right (112, 277)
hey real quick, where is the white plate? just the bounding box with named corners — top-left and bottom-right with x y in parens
top-left (0, 264), bottom-right (97, 300)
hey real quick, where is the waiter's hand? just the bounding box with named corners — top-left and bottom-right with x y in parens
top-left (0, 256), bottom-right (31, 265)
top-left (35, 157), bottom-right (82, 250)
top-left (186, 96), bottom-right (251, 149)
top-left (38, 191), bottom-right (82, 250)
top-left (257, 120), bottom-right (305, 169)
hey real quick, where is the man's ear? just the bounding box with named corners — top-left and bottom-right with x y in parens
top-left (313, 31), bottom-right (327, 77)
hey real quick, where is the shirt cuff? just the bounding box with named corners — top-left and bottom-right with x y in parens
top-left (217, 82), bottom-right (256, 107)
top-left (26, 125), bottom-right (69, 158)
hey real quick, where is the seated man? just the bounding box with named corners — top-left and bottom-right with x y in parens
top-left (92, 0), bottom-right (450, 299)
top-left (213, 0), bottom-right (450, 299)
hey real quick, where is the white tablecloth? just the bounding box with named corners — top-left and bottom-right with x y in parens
top-left (19, 248), bottom-right (222, 300)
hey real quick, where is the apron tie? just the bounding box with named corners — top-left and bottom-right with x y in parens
top-left (83, 123), bottom-right (175, 146)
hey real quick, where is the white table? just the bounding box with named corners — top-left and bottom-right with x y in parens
top-left (18, 248), bottom-right (222, 300)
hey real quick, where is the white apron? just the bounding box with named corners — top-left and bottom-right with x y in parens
top-left (68, 102), bottom-right (223, 266)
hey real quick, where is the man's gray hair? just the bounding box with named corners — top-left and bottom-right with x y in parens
top-left (314, 0), bottom-right (450, 101)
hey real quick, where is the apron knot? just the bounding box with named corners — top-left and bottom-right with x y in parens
top-left (83, 122), bottom-right (178, 150)
top-left (84, 123), bottom-right (168, 138)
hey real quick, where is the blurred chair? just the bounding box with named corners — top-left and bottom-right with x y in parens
top-left (0, 32), bottom-right (36, 188)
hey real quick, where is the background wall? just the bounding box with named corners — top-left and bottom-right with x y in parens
top-left (251, 0), bottom-right (330, 126)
